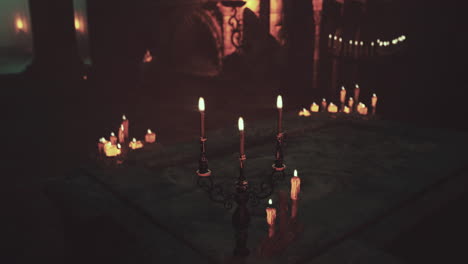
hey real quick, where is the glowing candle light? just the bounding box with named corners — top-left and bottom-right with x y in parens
top-left (129, 138), bottom-right (144, 150)
top-left (266, 199), bottom-right (277, 238)
top-left (104, 141), bottom-right (121, 157)
top-left (298, 108), bottom-right (311, 117)
top-left (145, 129), bottom-right (156, 143)
top-left (118, 124), bottom-right (125, 144)
top-left (110, 132), bottom-right (117, 145)
top-left (98, 137), bottom-right (107, 156)
top-left (371, 93), bottom-right (378, 115)
top-left (290, 169), bottom-right (301, 200)
top-left (321, 98), bottom-right (327, 112)
top-left (354, 84), bottom-right (360, 106)
top-left (238, 117), bottom-right (245, 157)
top-left (121, 115), bottom-right (129, 140)
top-left (277, 95), bottom-right (283, 133)
top-left (328, 34), bottom-right (332, 47)
top-left (310, 102), bottom-right (319, 113)
top-left (348, 97), bottom-right (354, 109)
top-left (327, 103), bottom-right (338, 113)
top-left (143, 50), bottom-right (153, 63)
top-left (198, 97), bottom-right (206, 138)
top-left (291, 199), bottom-right (298, 220)
top-left (344, 106), bottom-right (350, 114)
top-left (340, 86), bottom-right (346, 104)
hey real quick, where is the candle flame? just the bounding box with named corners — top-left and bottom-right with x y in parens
top-left (99, 137), bottom-right (106, 143)
top-left (117, 143), bottom-right (121, 149)
top-left (355, 84), bottom-right (359, 88)
top-left (349, 40), bottom-right (353, 45)
top-left (147, 129), bottom-right (152, 134)
top-left (238, 117), bottom-right (244, 131)
top-left (111, 132), bottom-right (115, 137)
top-left (132, 138), bottom-right (136, 142)
top-left (349, 97), bottom-right (353, 101)
top-left (198, 97), bottom-right (205, 111)
top-left (120, 124), bottom-right (124, 131)
top-left (276, 95), bottom-right (283, 109)
top-left (74, 18), bottom-right (81, 30)
top-left (333, 35), bottom-right (337, 40)
top-left (373, 93), bottom-right (377, 97)
top-left (339, 37), bottom-right (342, 42)
top-left (328, 34), bottom-right (332, 39)
top-left (341, 86), bottom-right (345, 90)
top-left (322, 98), bottom-right (326, 102)
top-left (360, 41), bottom-right (364, 46)
top-left (122, 115), bottom-right (126, 120)
top-left (371, 42), bottom-right (375, 46)
top-left (294, 169), bottom-right (298, 177)
top-left (268, 199), bottom-right (272, 205)
top-left (16, 18), bottom-right (24, 30)
top-left (354, 40), bottom-right (358, 45)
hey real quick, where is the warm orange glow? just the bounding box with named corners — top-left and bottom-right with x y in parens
top-left (145, 129), bottom-right (156, 143)
top-left (270, 0), bottom-right (284, 45)
top-left (15, 16), bottom-right (28, 33)
top-left (16, 18), bottom-right (24, 30)
top-left (321, 98), bottom-right (327, 111)
top-left (290, 169), bottom-right (301, 200)
top-left (104, 141), bottom-right (121, 157)
top-left (276, 95), bottom-right (283, 109)
top-left (310, 102), bottom-right (319, 112)
top-left (357, 103), bottom-right (368, 115)
top-left (266, 199), bottom-right (276, 226)
top-left (238, 117), bottom-right (244, 131)
top-left (143, 50), bottom-right (153, 63)
top-left (110, 132), bottom-right (117, 145)
top-left (118, 124), bottom-right (125, 143)
top-left (344, 106), bottom-right (350, 114)
top-left (348, 97), bottom-right (354, 108)
top-left (129, 138), bottom-right (144, 150)
top-left (327, 103), bottom-right (338, 113)
top-left (74, 18), bottom-right (81, 30)
top-left (371, 93), bottom-right (378, 107)
top-left (244, 0), bottom-right (260, 16)
top-left (121, 116), bottom-right (129, 139)
top-left (98, 137), bottom-right (107, 155)
top-left (340, 86), bottom-right (346, 103)
top-left (198, 97), bottom-right (205, 112)
top-left (298, 108), bottom-right (311, 117)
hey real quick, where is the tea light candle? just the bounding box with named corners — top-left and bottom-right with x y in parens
top-left (129, 138), bottom-right (144, 150)
top-left (110, 132), bottom-right (117, 145)
top-left (327, 103), bottom-right (338, 113)
top-left (290, 169), bottom-right (301, 200)
top-left (310, 102), bottom-right (319, 112)
top-left (299, 108), bottom-right (311, 117)
top-left (104, 141), bottom-right (121, 157)
top-left (145, 129), bottom-right (156, 143)
top-left (344, 106), bottom-right (351, 114)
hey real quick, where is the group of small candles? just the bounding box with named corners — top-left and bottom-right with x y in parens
top-left (328, 34), bottom-right (407, 49)
top-left (198, 95), bottom-right (301, 237)
top-left (298, 84), bottom-right (378, 117)
top-left (97, 115), bottom-right (157, 158)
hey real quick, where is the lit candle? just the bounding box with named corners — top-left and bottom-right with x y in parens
top-left (340, 86), bottom-right (346, 104)
top-left (321, 98), bottom-right (327, 112)
top-left (118, 124), bottom-right (125, 144)
top-left (198, 97), bottom-right (206, 138)
top-left (310, 102), bottom-right (319, 112)
top-left (266, 199), bottom-right (277, 238)
top-left (327, 103), bottom-right (338, 113)
top-left (238, 117), bottom-right (245, 157)
top-left (110, 132), bottom-right (117, 145)
top-left (354, 84), bottom-right (360, 106)
top-left (129, 138), bottom-right (144, 150)
top-left (344, 106), bottom-right (350, 114)
top-left (98, 137), bottom-right (107, 156)
top-left (371, 93), bottom-right (378, 115)
top-left (290, 169), bottom-right (301, 200)
top-left (328, 34), bottom-right (332, 48)
top-left (104, 141), bottom-right (121, 157)
top-left (291, 199), bottom-right (298, 220)
top-left (298, 108), bottom-right (311, 117)
top-left (121, 115), bottom-right (129, 140)
top-left (277, 95), bottom-right (283, 134)
top-left (348, 97), bottom-right (354, 109)
top-left (145, 129), bottom-right (156, 143)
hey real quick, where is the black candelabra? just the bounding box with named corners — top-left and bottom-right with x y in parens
top-left (221, 0), bottom-right (246, 52)
top-left (196, 135), bottom-right (286, 257)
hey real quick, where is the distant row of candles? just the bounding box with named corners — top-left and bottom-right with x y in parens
top-left (97, 115), bottom-right (157, 158)
top-left (299, 84), bottom-right (378, 117)
top-left (328, 34), bottom-right (407, 48)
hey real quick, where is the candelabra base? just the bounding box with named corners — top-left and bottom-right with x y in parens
top-left (196, 169), bottom-right (212, 177)
top-left (272, 164), bottom-right (286, 172)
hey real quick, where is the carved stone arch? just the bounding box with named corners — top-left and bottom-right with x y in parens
top-left (165, 6), bottom-right (224, 77)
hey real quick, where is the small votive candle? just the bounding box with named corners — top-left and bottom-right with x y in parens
top-left (310, 102), bottom-right (319, 112)
top-left (344, 106), bottom-right (351, 114)
top-left (145, 129), bottom-right (156, 143)
top-left (327, 103), bottom-right (338, 113)
top-left (129, 138), bottom-right (144, 150)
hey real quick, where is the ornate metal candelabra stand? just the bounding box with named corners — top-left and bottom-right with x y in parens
top-left (221, 1), bottom-right (246, 52)
top-left (196, 135), bottom-right (287, 257)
